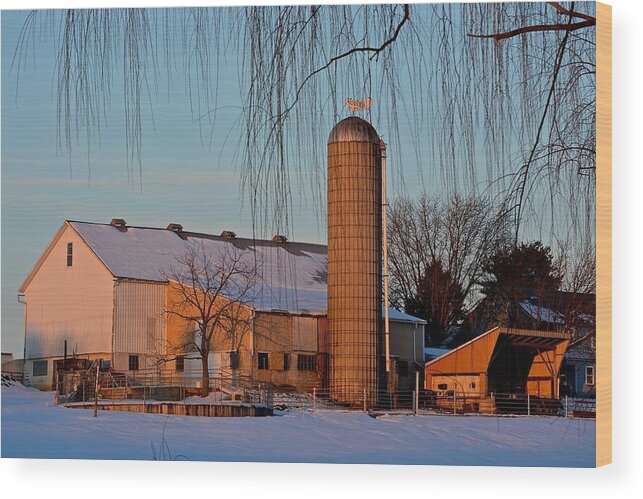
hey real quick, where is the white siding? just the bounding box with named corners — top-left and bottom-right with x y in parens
top-left (114, 281), bottom-right (166, 360)
top-left (23, 225), bottom-right (114, 359)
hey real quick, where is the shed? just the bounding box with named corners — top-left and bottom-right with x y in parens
top-left (425, 326), bottom-right (570, 411)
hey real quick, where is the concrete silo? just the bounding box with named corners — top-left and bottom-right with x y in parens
top-left (327, 117), bottom-right (382, 406)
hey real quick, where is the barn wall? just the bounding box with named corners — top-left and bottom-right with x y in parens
top-left (424, 328), bottom-right (500, 389)
top-left (526, 340), bottom-right (569, 398)
top-left (164, 283), bottom-right (254, 382)
top-left (254, 312), bottom-right (325, 391)
top-left (389, 321), bottom-right (423, 364)
top-left (113, 280), bottom-right (167, 370)
top-left (23, 224), bottom-right (114, 387)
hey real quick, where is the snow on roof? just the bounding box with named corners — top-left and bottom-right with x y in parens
top-left (71, 221), bottom-right (327, 313)
top-left (520, 301), bottom-right (565, 324)
top-left (386, 308), bottom-right (427, 324)
top-left (424, 347), bottom-right (451, 361)
top-left (69, 221), bottom-right (425, 324)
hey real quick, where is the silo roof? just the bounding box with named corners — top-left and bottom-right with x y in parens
top-left (328, 117), bottom-right (380, 144)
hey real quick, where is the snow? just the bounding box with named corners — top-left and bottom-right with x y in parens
top-left (72, 221), bottom-right (329, 313)
top-left (424, 347), bottom-right (451, 361)
top-left (2, 384), bottom-right (595, 466)
top-left (70, 221), bottom-right (425, 324)
top-left (520, 301), bottom-right (565, 324)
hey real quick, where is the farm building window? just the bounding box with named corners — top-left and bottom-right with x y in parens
top-left (66, 242), bottom-right (73, 267)
top-left (101, 359), bottom-right (111, 370)
top-left (297, 354), bottom-right (316, 371)
top-left (437, 383), bottom-right (448, 390)
top-left (33, 360), bottom-right (48, 377)
top-left (585, 365), bottom-right (595, 386)
top-left (283, 353), bottom-right (290, 371)
top-left (175, 355), bottom-right (184, 372)
top-left (396, 360), bottom-right (409, 378)
top-left (258, 352), bottom-right (269, 370)
top-left (128, 355), bottom-right (139, 371)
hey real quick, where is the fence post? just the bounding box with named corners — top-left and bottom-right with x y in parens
top-left (415, 371), bottom-right (420, 414)
top-left (93, 363), bottom-right (100, 418)
top-left (363, 388), bottom-right (367, 412)
top-left (453, 390), bottom-right (457, 415)
top-left (527, 392), bottom-right (530, 416)
top-left (313, 387), bottom-right (317, 412)
top-left (413, 390), bottom-right (417, 416)
top-left (565, 395), bottom-right (569, 418)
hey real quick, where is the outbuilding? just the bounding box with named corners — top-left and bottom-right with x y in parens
top-left (424, 326), bottom-right (570, 413)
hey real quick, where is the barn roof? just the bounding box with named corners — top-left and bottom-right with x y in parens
top-left (27, 220), bottom-right (425, 324)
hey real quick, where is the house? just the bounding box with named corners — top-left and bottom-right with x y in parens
top-left (560, 332), bottom-right (596, 398)
top-left (464, 288), bottom-right (595, 342)
top-left (18, 219), bottom-right (425, 392)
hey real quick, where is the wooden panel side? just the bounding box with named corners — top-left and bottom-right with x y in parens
top-left (596, 1), bottom-right (612, 468)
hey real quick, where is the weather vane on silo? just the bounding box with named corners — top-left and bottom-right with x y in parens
top-left (345, 97), bottom-right (372, 113)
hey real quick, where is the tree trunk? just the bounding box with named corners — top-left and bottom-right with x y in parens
top-left (201, 351), bottom-right (210, 397)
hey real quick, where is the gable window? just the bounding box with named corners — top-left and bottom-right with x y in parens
top-left (33, 360), bottom-right (48, 377)
top-left (585, 365), bottom-right (595, 386)
top-left (258, 352), bottom-right (269, 370)
top-left (128, 355), bottom-right (139, 371)
top-left (175, 355), bottom-right (184, 372)
top-left (297, 354), bottom-right (316, 371)
top-left (66, 242), bottom-right (73, 267)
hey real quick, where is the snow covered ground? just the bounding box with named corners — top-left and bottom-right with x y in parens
top-left (1, 384), bottom-right (595, 466)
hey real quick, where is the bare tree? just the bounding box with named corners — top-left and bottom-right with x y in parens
top-left (387, 194), bottom-right (509, 343)
top-left (164, 242), bottom-right (260, 396)
top-left (555, 240), bottom-right (596, 338)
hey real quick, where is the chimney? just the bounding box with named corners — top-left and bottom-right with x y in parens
top-left (110, 218), bottom-right (127, 232)
top-left (272, 234), bottom-right (288, 244)
top-left (220, 230), bottom-right (237, 240)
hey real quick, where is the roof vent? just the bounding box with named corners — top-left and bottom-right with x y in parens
top-left (272, 234), bottom-right (288, 244)
top-left (110, 218), bottom-right (128, 231)
top-left (166, 223), bottom-right (183, 232)
top-left (220, 230), bottom-right (237, 240)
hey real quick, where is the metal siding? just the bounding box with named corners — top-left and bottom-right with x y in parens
top-left (114, 281), bottom-right (166, 358)
top-left (328, 118), bottom-right (382, 405)
top-left (23, 225), bottom-right (114, 359)
top-left (292, 316), bottom-right (317, 351)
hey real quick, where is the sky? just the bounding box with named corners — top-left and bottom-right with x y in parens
top-left (1, 4), bottom-right (596, 357)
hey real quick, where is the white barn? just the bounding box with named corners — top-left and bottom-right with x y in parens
top-left (19, 219), bottom-right (425, 391)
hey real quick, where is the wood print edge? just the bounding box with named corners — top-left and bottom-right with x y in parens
top-left (596, 1), bottom-right (612, 468)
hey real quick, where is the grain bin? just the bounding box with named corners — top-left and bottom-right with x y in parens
top-left (327, 117), bottom-right (382, 406)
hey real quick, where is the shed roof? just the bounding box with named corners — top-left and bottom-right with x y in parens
top-left (425, 326), bottom-right (571, 372)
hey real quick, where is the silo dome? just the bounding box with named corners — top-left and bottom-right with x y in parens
top-left (327, 116), bottom-right (380, 145)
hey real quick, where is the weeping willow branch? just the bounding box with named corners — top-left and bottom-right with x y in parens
top-left (11, 3), bottom-right (597, 256)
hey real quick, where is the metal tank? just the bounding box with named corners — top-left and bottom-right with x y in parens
top-left (327, 116), bottom-right (382, 406)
